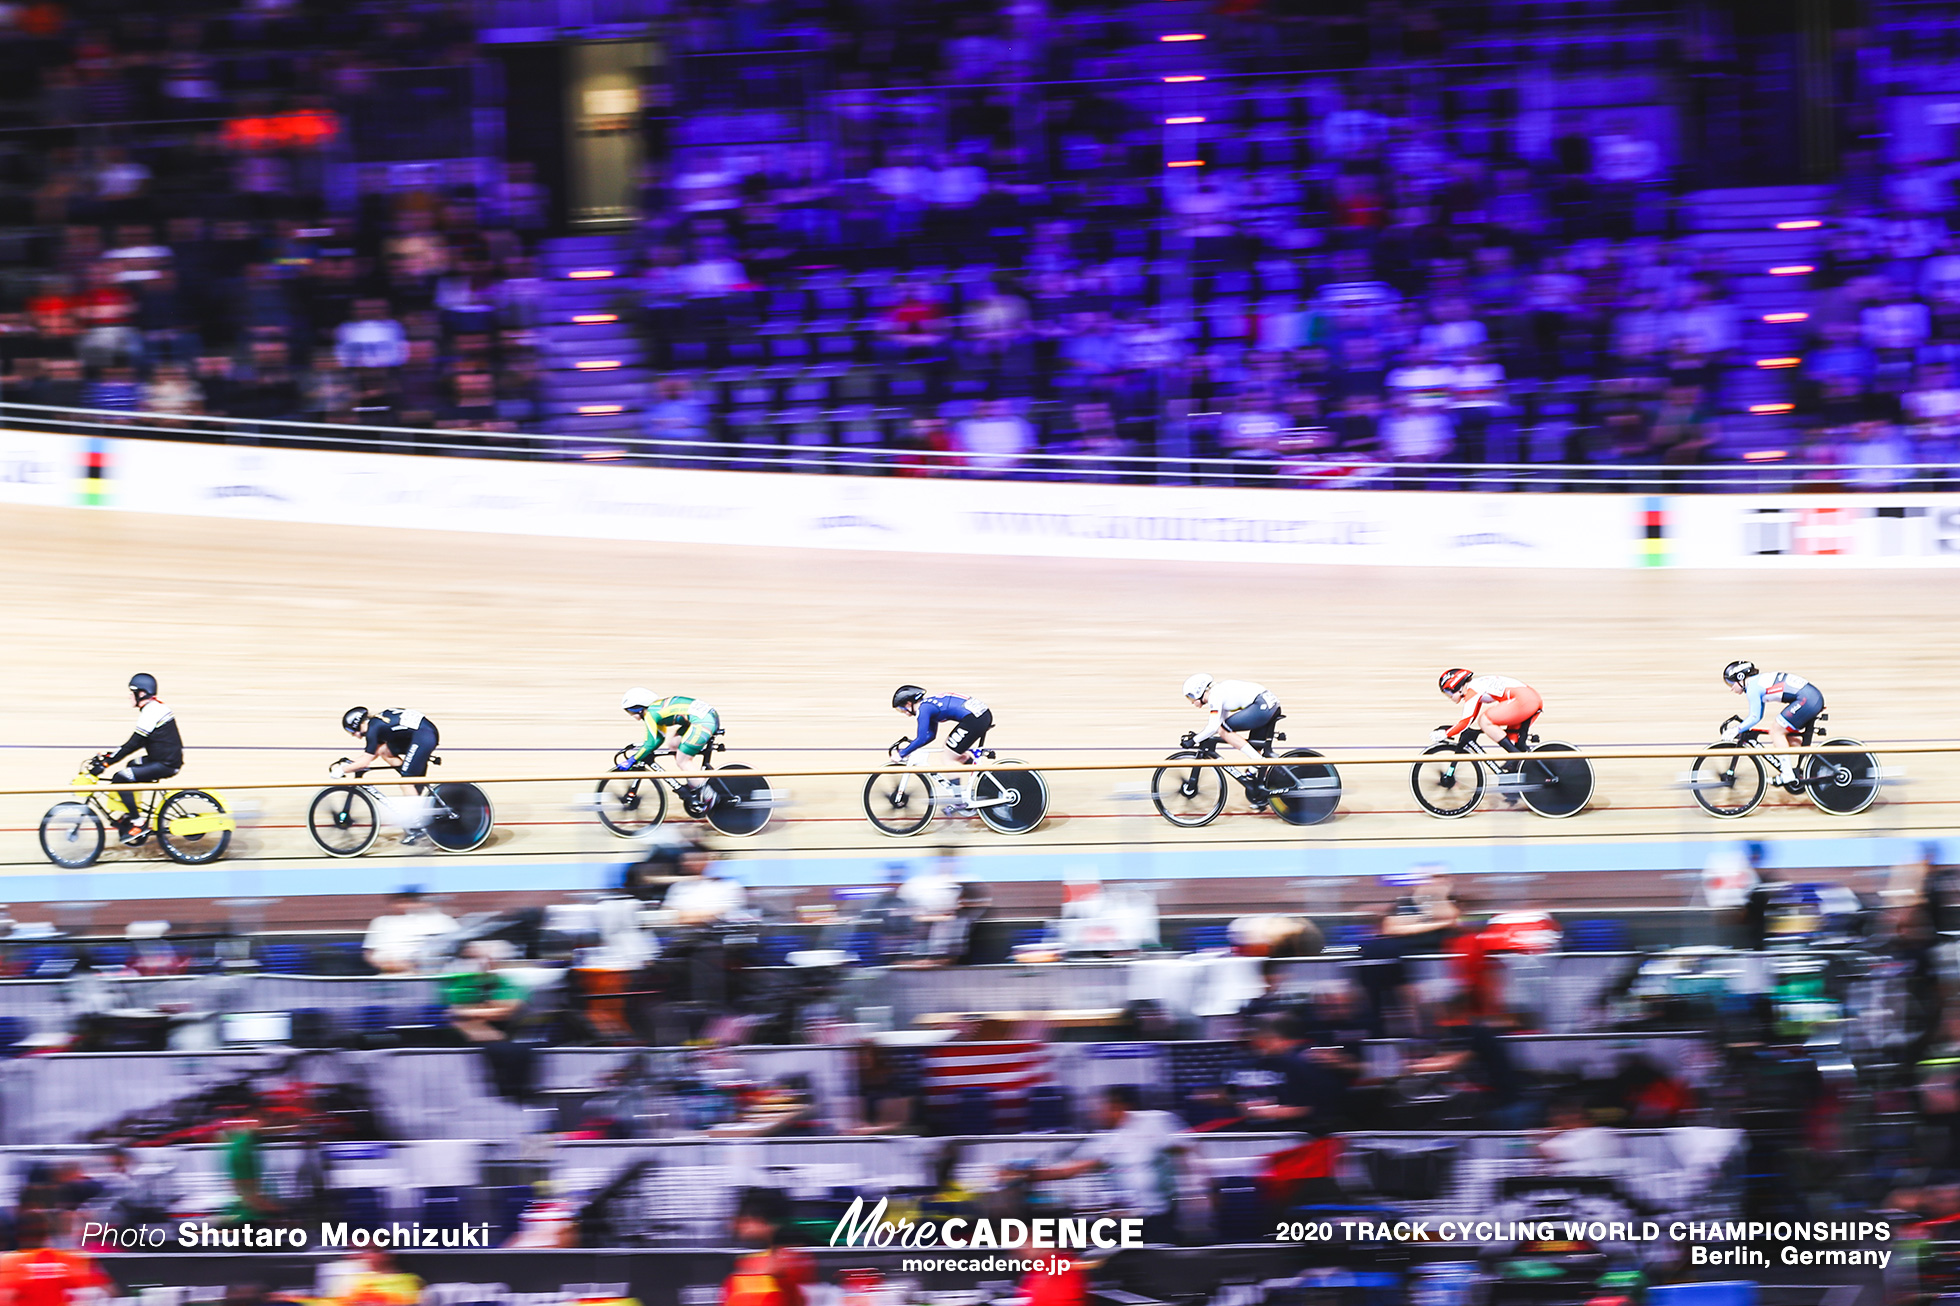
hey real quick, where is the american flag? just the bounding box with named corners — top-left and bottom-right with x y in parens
top-left (921, 1042), bottom-right (1053, 1130)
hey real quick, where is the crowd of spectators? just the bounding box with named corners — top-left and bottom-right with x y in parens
top-left (0, 1), bottom-right (546, 446)
top-left (5, 0), bottom-right (1960, 485)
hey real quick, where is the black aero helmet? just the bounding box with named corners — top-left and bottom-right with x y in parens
top-left (342, 706), bottom-right (370, 735)
top-left (892, 685), bottom-right (927, 711)
top-left (128, 672), bottom-right (158, 701)
top-left (1438, 668), bottom-right (1474, 696)
top-left (1722, 660), bottom-right (1758, 687)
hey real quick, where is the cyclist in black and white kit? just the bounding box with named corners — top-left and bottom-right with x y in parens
top-left (336, 707), bottom-right (440, 784)
top-left (1181, 673), bottom-right (1283, 802)
top-left (94, 672), bottom-right (182, 846)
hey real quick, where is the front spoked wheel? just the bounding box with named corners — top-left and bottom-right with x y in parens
top-left (1520, 742), bottom-right (1593, 819)
top-left (1150, 751), bottom-right (1228, 827)
top-left (39, 802), bottom-right (105, 868)
top-left (595, 773), bottom-right (666, 836)
top-left (309, 786), bottom-right (379, 857)
top-left (156, 789), bottom-right (233, 864)
top-left (974, 762), bottom-right (1047, 834)
top-left (1804, 739), bottom-right (1880, 816)
top-left (864, 768), bottom-right (935, 837)
top-left (1689, 747), bottom-right (1766, 818)
top-left (705, 764), bottom-right (774, 837)
top-left (1266, 749), bottom-right (1341, 826)
top-left (1411, 744), bottom-right (1485, 818)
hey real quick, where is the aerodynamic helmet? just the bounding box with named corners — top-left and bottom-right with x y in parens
top-left (341, 706), bottom-right (370, 735)
top-left (1722, 660), bottom-right (1758, 688)
top-left (1182, 672), bottom-right (1213, 703)
top-left (1439, 668), bottom-right (1475, 696)
top-left (892, 685), bottom-right (927, 711)
top-left (621, 687), bottom-right (656, 714)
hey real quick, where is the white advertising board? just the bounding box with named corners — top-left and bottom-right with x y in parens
top-left (9, 430), bottom-right (1960, 570)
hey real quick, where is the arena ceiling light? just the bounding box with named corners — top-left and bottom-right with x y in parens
top-left (1762, 311), bottom-right (1809, 323)
top-left (1743, 449), bottom-right (1788, 461)
top-left (568, 269), bottom-right (616, 279)
top-left (1164, 116), bottom-right (1207, 124)
top-left (1755, 357), bottom-right (1801, 368)
top-left (1775, 219), bottom-right (1822, 230)
top-left (578, 404), bottom-right (625, 415)
top-left (1167, 159), bottom-right (1205, 167)
top-left (575, 360), bottom-right (622, 371)
top-left (1768, 264), bottom-right (1815, 276)
top-left (1160, 33), bottom-right (1206, 41)
top-left (573, 313), bottom-right (619, 324)
top-left (1162, 75), bottom-right (1207, 83)
top-left (1748, 403), bottom-right (1795, 414)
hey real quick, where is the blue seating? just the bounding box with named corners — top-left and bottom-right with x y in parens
top-left (88, 944), bottom-right (132, 971)
top-left (0, 1017), bottom-right (26, 1055)
top-left (421, 1186), bottom-right (463, 1228)
top-left (1213, 1177), bottom-right (1267, 1242)
top-left (1566, 919), bottom-right (1630, 952)
top-left (754, 934), bottom-right (801, 967)
top-left (845, 932), bottom-right (883, 965)
top-left (1027, 1084), bottom-right (1072, 1132)
top-left (259, 944), bottom-right (310, 974)
top-left (1183, 924), bottom-right (1230, 953)
top-left (953, 1085), bottom-right (994, 1135)
top-left (340, 1187), bottom-right (387, 1224)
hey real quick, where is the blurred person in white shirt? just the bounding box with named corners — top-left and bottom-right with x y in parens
top-left (363, 889), bottom-right (458, 974)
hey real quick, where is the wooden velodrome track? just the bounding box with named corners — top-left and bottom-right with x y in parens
top-left (2, 500), bottom-right (1957, 928)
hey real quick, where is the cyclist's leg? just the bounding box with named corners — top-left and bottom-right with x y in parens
top-left (1776, 686), bottom-right (1824, 775)
top-left (939, 711), bottom-right (993, 804)
top-left (399, 722), bottom-right (440, 797)
top-left (1219, 697), bottom-right (1280, 768)
top-left (674, 711), bottom-right (718, 805)
top-left (1485, 689), bottom-right (1543, 754)
top-left (115, 760), bottom-right (176, 834)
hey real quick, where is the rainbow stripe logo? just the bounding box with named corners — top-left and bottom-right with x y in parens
top-left (1640, 497), bottom-right (1668, 567)
top-left (77, 439), bottom-right (110, 506)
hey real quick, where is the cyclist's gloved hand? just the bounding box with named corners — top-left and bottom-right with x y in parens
top-left (1720, 726), bottom-right (1741, 744)
top-left (1431, 727), bottom-right (1450, 744)
top-left (328, 758), bottom-right (348, 778)
top-left (1180, 732), bottom-right (1197, 750)
top-left (613, 748), bottom-right (639, 771)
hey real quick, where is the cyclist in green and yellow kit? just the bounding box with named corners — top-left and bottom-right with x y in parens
top-left (618, 688), bottom-right (722, 815)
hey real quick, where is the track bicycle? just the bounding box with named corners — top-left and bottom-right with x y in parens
top-left (1409, 727), bottom-right (1594, 819)
top-left (862, 745), bottom-right (1048, 836)
top-left (307, 759), bottom-right (495, 856)
top-left (1687, 713), bottom-right (1880, 819)
top-left (592, 733), bottom-right (777, 838)
top-left (1150, 724), bottom-right (1341, 828)
top-left (38, 757), bottom-right (234, 868)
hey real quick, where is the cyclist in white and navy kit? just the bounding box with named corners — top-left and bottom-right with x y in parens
top-left (93, 673), bottom-right (182, 846)
top-left (1182, 672), bottom-right (1283, 768)
top-left (889, 686), bottom-right (993, 810)
top-left (1722, 661), bottom-right (1824, 781)
top-left (337, 707), bottom-right (441, 782)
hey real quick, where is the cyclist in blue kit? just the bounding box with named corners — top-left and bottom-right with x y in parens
top-left (889, 685), bottom-right (994, 812)
top-left (1721, 660), bottom-right (1824, 788)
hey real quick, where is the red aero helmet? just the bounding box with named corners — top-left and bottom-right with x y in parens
top-left (1438, 668), bottom-right (1474, 696)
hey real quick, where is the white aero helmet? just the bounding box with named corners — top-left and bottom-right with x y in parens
top-left (1183, 672), bottom-right (1214, 703)
top-left (621, 687), bottom-right (656, 713)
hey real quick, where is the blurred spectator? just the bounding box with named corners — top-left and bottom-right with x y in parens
top-left (362, 889), bottom-right (457, 974)
top-left (443, 939), bottom-right (533, 1102)
top-left (1005, 1085), bottom-right (1187, 1243)
top-left (334, 299), bottom-right (409, 373)
top-left (0, 1213), bottom-right (107, 1306)
top-left (954, 399), bottom-right (1035, 476)
top-left (1223, 1012), bottom-right (1345, 1132)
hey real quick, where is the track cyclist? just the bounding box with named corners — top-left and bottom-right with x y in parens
top-left (889, 685), bottom-right (993, 812)
top-left (335, 707), bottom-right (442, 844)
top-left (1437, 669), bottom-right (1543, 754)
top-left (1720, 660), bottom-right (1825, 789)
top-left (1181, 673), bottom-right (1284, 799)
top-left (619, 688), bottom-right (722, 815)
top-left (93, 673), bottom-right (183, 846)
